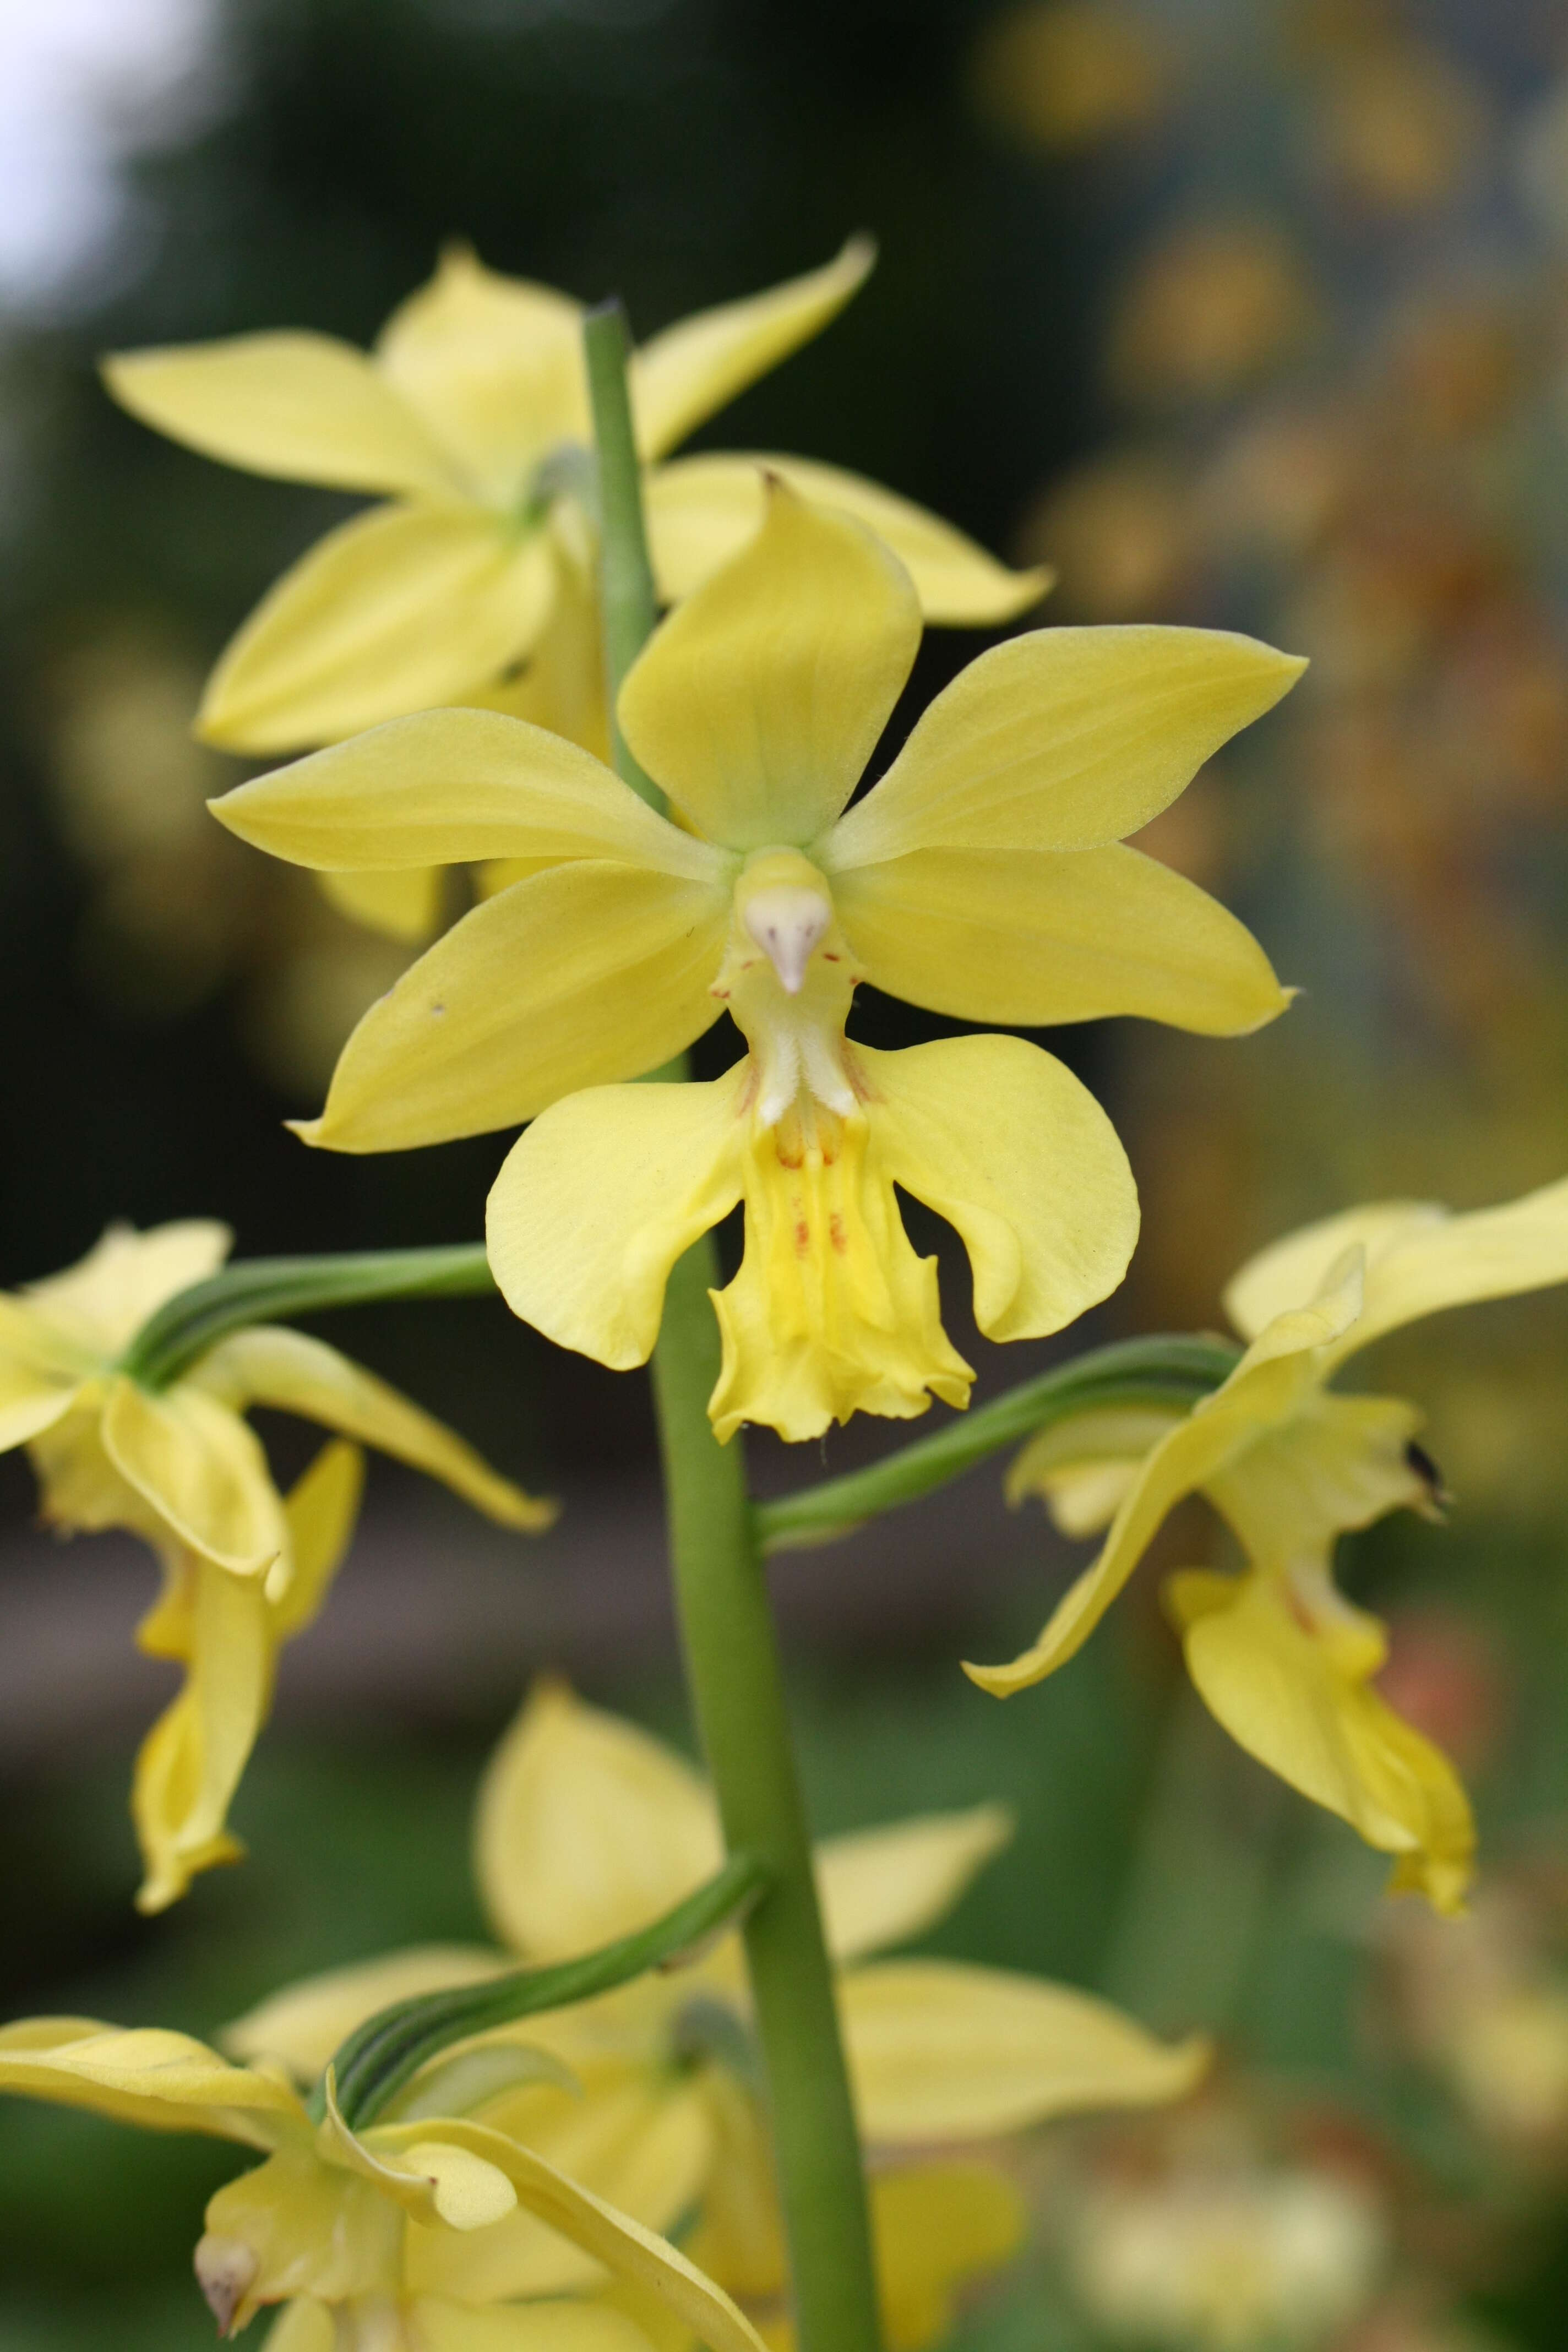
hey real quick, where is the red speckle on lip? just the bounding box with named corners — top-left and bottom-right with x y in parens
top-left (829, 1213), bottom-right (847, 1254)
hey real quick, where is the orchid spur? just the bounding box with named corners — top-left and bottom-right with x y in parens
top-left (971, 1176), bottom-right (1568, 1912)
top-left (211, 484), bottom-right (1303, 1442)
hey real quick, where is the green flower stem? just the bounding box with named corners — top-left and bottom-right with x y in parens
top-left (583, 299), bottom-right (663, 809)
top-left (755, 1335), bottom-right (1240, 1552)
top-left (327, 1849), bottom-right (769, 2130)
top-left (121, 1243), bottom-right (495, 1389)
top-left (585, 301), bottom-right (885, 2352)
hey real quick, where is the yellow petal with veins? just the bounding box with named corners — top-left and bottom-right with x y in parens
top-left (816, 1805), bottom-right (1014, 1964)
top-left (299, 862), bottom-right (729, 1152)
top-left (375, 244), bottom-right (588, 503)
top-left (102, 333), bottom-right (459, 496)
top-left (316, 865), bottom-right (446, 943)
top-left (486, 1066), bottom-right (747, 1368)
top-left (189, 1326), bottom-right (553, 1531)
top-left (1167, 1567), bottom-right (1474, 1913)
top-left (840, 1959), bottom-right (1208, 2141)
top-left (101, 1374), bottom-right (287, 1575)
top-left (197, 503), bottom-right (556, 753)
top-left (24, 1219), bottom-right (232, 1356)
top-left (862, 1035), bottom-right (1137, 1341)
top-left (475, 1680), bottom-right (722, 1959)
top-left (630, 237), bottom-right (875, 461)
top-left (619, 481), bottom-right (920, 852)
top-left (831, 843), bottom-right (1289, 1034)
top-left (211, 708), bottom-right (717, 881)
top-left (0, 2019), bottom-right (306, 2148)
top-left (646, 453), bottom-right (1049, 624)
top-left (827, 624), bottom-right (1305, 864)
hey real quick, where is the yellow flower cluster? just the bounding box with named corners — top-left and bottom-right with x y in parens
top-left (0, 1220), bottom-right (548, 1909)
top-left (0, 1686), bottom-right (1206, 2351)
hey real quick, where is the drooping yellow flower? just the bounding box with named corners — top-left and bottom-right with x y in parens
top-left (212, 487), bottom-right (1303, 1440)
top-left (226, 1681), bottom-right (1208, 2346)
top-left (0, 2015), bottom-right (769, 2352)
top-left (969, 1177), bottom-right (1568, 1912)
top-left (105, 239), bottom-right (1046, 940)
top-left (0, 1219), bottom-right (551, 1907)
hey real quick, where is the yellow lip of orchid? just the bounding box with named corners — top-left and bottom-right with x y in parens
top-left (104, 239), bottom-right (1049, 961)
top-left (0, 1218), bottom-right (554, 1908)
top-left (974, 1173), bottom-right (1568, 1910)
top-left (0, 2018), bottom-right (766, 2352)
top-left (221, 1679), bottom-right (1208, 2337)
top-left (211, 484), bottom-right (1303, 1440)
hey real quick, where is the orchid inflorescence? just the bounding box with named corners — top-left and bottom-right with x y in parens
top-left (4, 235), bottom-right (1567, 2352)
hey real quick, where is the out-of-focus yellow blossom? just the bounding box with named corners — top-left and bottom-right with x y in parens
top-left (214, 487), bottom-right (1301, 1440)
top-left (0, 1219), bottom-right (550, 1907)
top-left (105, 239), bottom-right (1045, 940)
top-left (970, 3), bottom-right (1174, 153)
top-left (228, 1683), bottom-right (1208, 2342)
top-left (971, 1178), bottom-right (1568, 1911)
top-left (1066, 2149), bottom-right (1388, 2351)
top-left (0, 2015), bottom-right (771, 2352)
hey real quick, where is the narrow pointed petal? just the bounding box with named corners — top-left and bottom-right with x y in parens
top-left (190, 1326), bottom-right (552, 1531)
top-left (298, 862), bottom-right (729, 1152)
top-left (618, 480), bottom-right (921, 851)
top-left (24, 1219), bottom-right (232, 1356)
top-left (317, 865), bottom-right (447, 943)
top-left (630, 236), bottom-right (875, 460)
top-left (965, 1280), bottom-right (1362, 1696)
top-left (197, 505), bottom-right (556, 753)
top-left (841, 1959), bottom-right (1208, 2141)
top-left (475, 1680), bottom-right (722, 1958)
top-left (269, 1439), bottom-right (367, 1638)
top-left (832, 843), bottom-right (1289, 1034)
top-left (816, 1804), bottom-right (1014, 1964)
top-left (375, 244), bottom-right (587, 502)
top-left (829, 624), bottom-right (1305, 865)
top-left (375, 2114), bottom-right (770, 2352)
top-left (132, 1559), bottom-right (273, 1914)
top-left (225, 1945), bottom-right (505, 2083)
top-left (1008, 1405), bottom-right (1191, 1536)
top-left (1169, 1568), bottom-right (1475, 1912)
top-left (0, 1306), bottom-right (89, 1450)
top-left (0, 2020), bottom-right (306, 2147)
top-left (862, 1036), bottom-right (1137, 1343)
top-left (1223, 1202), bottom-right (1445, 1342)
top-left (486, 1066), bottom-right (745, 1368)
top-left (648, 452), bottom-right (1050, 622)
top-left (102, 334), bottom-right (459, 495)
top-left (1340, 1175), bottom-right (1568, 1363)
top-left (101, 1375), bottom-right (286, 1575)
top-left (212, 708), bottom-right (717, 881)
top-left (872, 2166), bottom-right (1025, 2352)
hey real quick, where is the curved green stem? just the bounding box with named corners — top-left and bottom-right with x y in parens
top-left (755, 1335), bottom-right (1239, 1551)
top-left (328, 1849), bottom-right (769, 2129)
top-left (586, 301), bottom-right (884, 2352)
top-left (120, 1244), bottom-right (495, 1389)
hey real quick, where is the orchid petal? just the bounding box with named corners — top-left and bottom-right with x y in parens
top-left (101, 1374), bottom-right (286, 1575)
top-left (816, 1805), bottom-right (1014, 1964)
top-left (619, 480), bottom-right (920, 852)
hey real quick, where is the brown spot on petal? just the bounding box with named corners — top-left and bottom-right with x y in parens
top-left (194, 2237), bottom-right (257, 2338)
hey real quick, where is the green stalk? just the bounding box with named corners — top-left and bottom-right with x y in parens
top-left (756, 1335), bottom-right (1239, 1550)
top-left (585, 300), bottom-right (884, 2352)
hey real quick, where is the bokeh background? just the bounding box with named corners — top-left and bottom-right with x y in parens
top-left (3, 2), bottom-right (1568, 2347)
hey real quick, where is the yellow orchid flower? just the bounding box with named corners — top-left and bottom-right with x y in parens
top-left (0, 1218), bottom-right (552, 1907)
top-left (226, 1681), bottom-right (1208, 2342)
top-left (104, 239), bottom-right (1046, 940)
top-left (213, 487), bottom-right (1303, 1440)
top-left (0, 2016), bottom-right (770, 2352)
top-left (970, 1175), bottom-right (1568, 1913)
